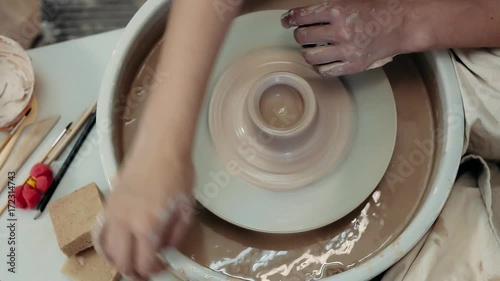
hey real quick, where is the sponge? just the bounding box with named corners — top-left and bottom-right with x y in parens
top-left (49, 182), bottom-right (104, 257)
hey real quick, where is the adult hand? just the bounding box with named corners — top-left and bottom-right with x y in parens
top-left (281, 0), bottom-right (422, 76)
top-left (92, 149), bottom-right (196, 281)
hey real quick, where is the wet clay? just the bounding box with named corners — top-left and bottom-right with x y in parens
top-left (207, 48), bottom-right (357, 195)
top-left (121, 42), bottom-right (435, 279)
top-left (259, 84), bottom-right (305, 129)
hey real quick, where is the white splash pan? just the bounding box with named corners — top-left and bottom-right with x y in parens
top-left (97, 0), bottom-right (464, 280)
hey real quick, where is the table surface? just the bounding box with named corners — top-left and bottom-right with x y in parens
top-left (0, 29), bottom-right (179, 281)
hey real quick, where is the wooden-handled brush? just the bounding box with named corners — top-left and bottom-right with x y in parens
top-left (0, 108), bottom-right (32, 153)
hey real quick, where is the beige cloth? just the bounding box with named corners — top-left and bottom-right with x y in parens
top-left (382, 48), bottom-right (500, 281)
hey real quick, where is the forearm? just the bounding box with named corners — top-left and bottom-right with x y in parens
top-left (132, 0), bottom-right (242, 161)
top-left (403, 0), bottom-right (500, 51)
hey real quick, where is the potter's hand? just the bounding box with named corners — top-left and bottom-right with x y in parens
top-left (281, 0), bottom-right (414, 77)
top-left (92, 151), bottom-right (195, 281)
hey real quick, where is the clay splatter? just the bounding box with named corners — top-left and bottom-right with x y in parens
top-left (282, 10), bottom-right (296, 25)
top-left (303, 46), bottom-right (330, 56)
top-left (330, 8), bottom-right (340, 17)
top-left (300, 28), bottom-right (308, 37)
top-left (319, 61), bottom-right (349, 76)
top-left (340, 27), bottom-right (353, 40)
top-left (346, 13), bottom-right (359, 25)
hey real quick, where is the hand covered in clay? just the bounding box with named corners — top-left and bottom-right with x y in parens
top-left (92, 150), bottom-right (196, 281)
top-left (281, 0), bottom-right (417, 76)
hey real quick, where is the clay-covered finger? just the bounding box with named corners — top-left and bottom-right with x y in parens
top-left (163, 218), bottom-right (186, 249)
top-left (161, 194), bottom-right (194, 248)
top-left (134, 221), bottom-right (168, 277)
top-left (150, 255), bottom-right (169, 273)
top-left (160, 210), bottom-right (180, 248)
top-left (126, 275), bottom-right (146, 281)
top-left (122, 273), bottom-right (146, 281)
top-left (281, 3), bottom-right (334, 28)
top-left (302, 45), bottom-right (346, 65)
top-left (168, 200), bottom-right (195, 248)
top-left (294, 25), bottom-right (337, 45)
top-left (316, 61), bottom-right (362, 77)
top-left (91, 212), bottom-right (112, 262)
top-left (103, 221), bottom-right (136, 277)
top-left (135, 252), bottom-right (165, 279)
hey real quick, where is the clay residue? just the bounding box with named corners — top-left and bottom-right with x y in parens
top-left (299, 2), bottom-right (330, 16)
top-left (259, 84), bottom-right (304, 129)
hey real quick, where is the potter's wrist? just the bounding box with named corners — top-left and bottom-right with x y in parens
top-left (135, 97), bottom-right (198, 162)
top-left (130, 119), bottom-right (193, 166)
top-left (133, 143), bottom-right (193, 178)
top-left (398, 1), bottom-right (437, 53)
top-left (135, 134), bottom-right (192, 164)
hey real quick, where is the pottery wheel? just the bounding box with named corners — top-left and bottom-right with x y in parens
top-left (122, 10), bottom-right (437, 281)
top-left (192, 10), bottom-right (397, 233)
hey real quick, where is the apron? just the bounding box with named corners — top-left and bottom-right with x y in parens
top-left (382, 48), bottom-right (500, 281)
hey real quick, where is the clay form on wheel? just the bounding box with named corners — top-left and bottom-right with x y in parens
top-left (208, 49), bottom-right (355, 191)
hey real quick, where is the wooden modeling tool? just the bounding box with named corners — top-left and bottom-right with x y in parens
top-left (0, 115), bottom-right (60, 194)
top-left (0, 97), bottom-right (39, 169)
top-left (0, 108), bottom-right (32, 153)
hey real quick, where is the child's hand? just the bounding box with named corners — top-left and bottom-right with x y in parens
top-left (281, 0), bottom-right (419, 77)
top-left (92, 150), bottom-right (195, 281)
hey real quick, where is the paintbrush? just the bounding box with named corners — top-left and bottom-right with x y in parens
top-left (34, 110), bottom-right (97, 219)
top-left (40, 122), bottom-right (72, 163)
top-left (0, 108), bottom-right (32, 153)
top-left (45, 101), bottom-right (97, 164)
